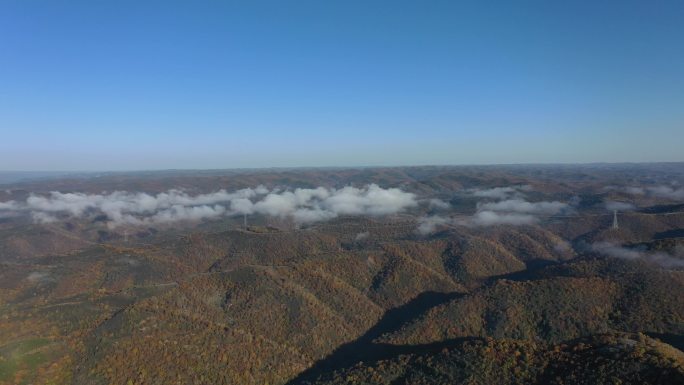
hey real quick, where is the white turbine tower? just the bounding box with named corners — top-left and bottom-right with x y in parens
top-left (612, 210), bottom-right (619, 230)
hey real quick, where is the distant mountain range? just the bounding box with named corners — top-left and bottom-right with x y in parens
top-left (0, 165), bottom-right (683, 384)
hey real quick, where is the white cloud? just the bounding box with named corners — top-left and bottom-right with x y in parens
top-left (323, 185), bottom-right (416, 216)
top-left (26, 271), bottom-right (52, 283)
top-left (230, 198), bottom-right (255, 215)
top-left (0, 200), bottom-right (19, 210)
top-left (592, 242), bottom-right (684, 268)
top-left (150, 204), bottom-right (227, 223)
top-left (26, 192), bottom-right (98, 216)
top-left (416, 185), bottom-right (568, 234)
top-left (605, 201), bottom-right (636, 211)
top-left (470, 185), bottom-right (531, 200)
top-left (254, 185), bottom-right (270, 195)
top-left (253, 184), bottom-right (416, 223)
top-left (354, 232), bottom-right (370, 242)
top-left (554, 240), bottom-right (573, 253)
top-left (468, 210), bottom-right (538, 226)
top-left (253, 192), bottom-right (298, 217)
top-left (416, 210), bottom-right (538, 234)
top-left (0, 184), bottom-right (417, 226)
top-left (625, 186), bottom-right (646, 195)
top-left (428, 198), bottom-right (450, 210)
top-left (477, 199), bottom-right (569, 215)
top-left (31, 212), bottom-right (58, 224)
top-left (646, 186), bottom-right (684, 200)
top-left (621, 185), bottom-right (684, 200)
top-left (416, 215), bottom-right (452, 235)
top-left (292, 208), bottom-right (337, 223)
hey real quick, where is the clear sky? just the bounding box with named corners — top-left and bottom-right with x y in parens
top-left (1, 1), bottom-right (683, 171)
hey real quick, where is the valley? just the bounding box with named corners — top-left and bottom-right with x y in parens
top-left (0, 164), bottom-right (683, 384)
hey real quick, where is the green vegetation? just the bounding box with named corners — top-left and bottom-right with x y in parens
top-left (0, 338), bottom-right (52, 383)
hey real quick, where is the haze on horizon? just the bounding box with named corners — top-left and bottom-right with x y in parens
top-left (1, 1), bottom-right (683, 171)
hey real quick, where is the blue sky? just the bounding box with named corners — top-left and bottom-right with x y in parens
top-left (1, 1), bottom-right (683, 171)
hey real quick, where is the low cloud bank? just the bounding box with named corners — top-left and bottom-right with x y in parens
top-left (416, 215), bottom-right (452, 234)
top-left (470, 185), bottom-right (531, 200)
top-left (0, 201), bottom-right (19, 210)
top-left (477, 199), bottom-right (568, 215)
top-left (249, 185), bottom-right (416, 223)
top-left (592, 242), bottom-right (684, 268)
top-left (417, 185), bottom-right (569, 234)
top-left (645, 186), bottom-right (684, 200)
top-left (427, 199), bottom-right (450, 210)
top-left (0, 184), bottom-right (417, 227)
top-left (604, 201), bottom-right (636, 212)
top-left (26, 271), bottom-right (53, 283)
top-left (354, 232), bottom-right (370, 242)
top-left (469, 211), bottom-right (538, 226)
top-left (615, 185), bottom-right (684, 200)
top-left (417, 211), bottom-right (539, 234)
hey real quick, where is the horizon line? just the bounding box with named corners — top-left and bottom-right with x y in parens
top-left (1, 160), bottom-right (683, 174)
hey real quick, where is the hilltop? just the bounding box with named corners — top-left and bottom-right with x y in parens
top-left (0, 164), bottom-right (683, 384)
